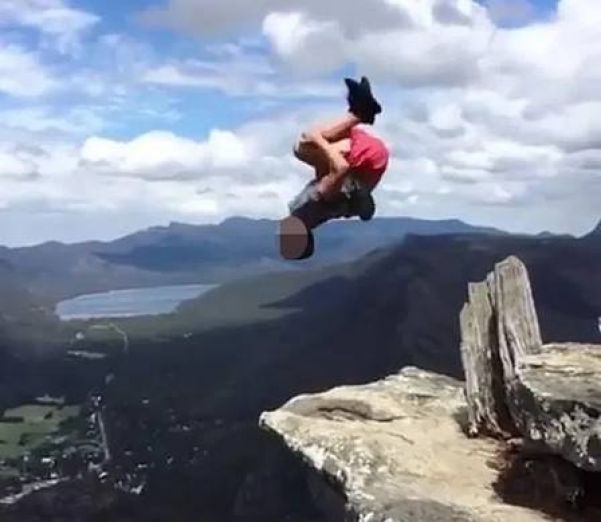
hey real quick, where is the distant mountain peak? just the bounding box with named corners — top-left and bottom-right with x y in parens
top-left (166, 221), bottom-right (196, 230)
top-left (221, 216), bottom-right (265, 225)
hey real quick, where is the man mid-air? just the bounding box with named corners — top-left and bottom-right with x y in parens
top-left (280, 76), bottom-right (391, 260)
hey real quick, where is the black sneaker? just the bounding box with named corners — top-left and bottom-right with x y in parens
top-left (345, 76), bottom-right (382, 124)
top-left (350, 189), bottom-right (376, 221)
top-left (360, 76), bottom-right (382, 115)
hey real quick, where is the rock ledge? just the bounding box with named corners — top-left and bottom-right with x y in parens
top-left (261, 368), bottom-right (550, 522)
top-left (260, 256), bottom-right (601, 521)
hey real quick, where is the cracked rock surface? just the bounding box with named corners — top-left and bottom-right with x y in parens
top-left (260, 367), bottom-right (553, 522)
top-left (460, 256), bottom-right (601, 472)
top-left (517, 343), bottom-right (601, 472)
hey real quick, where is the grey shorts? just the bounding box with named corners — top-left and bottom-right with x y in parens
top-left (288, 177), bottom-right (371, 230)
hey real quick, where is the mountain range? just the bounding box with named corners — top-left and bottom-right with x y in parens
top-left (1, 218), bottom-right (600, 521)
top-left (94, 227), bottom-right (601, 521)
top-left (0, 217), bottom-right (505, 303)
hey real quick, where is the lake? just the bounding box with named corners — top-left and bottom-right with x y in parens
top-left (56, 284), bottom-right (219, 321)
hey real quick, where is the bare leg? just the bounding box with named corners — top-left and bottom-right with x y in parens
top-left (294, 140), bottom-right (351, 180)
top-left (293, 112), bottom-right (360, 177)
top-left (293, 139), bottom-right (329, 178)
top-left (307, 112), bottom-right (361, 142)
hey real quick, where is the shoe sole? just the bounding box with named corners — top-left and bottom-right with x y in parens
top-left (359, 198), bottom-right (376, 221)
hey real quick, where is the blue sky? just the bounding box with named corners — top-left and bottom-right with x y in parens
top-left (0, 0), bottom-right (599, 246)
top-left (0, 5), bottom-right (264, 138)
top-left (523, 0), bottom-right (558, 14)
top-left (1, 0), bottom-right (561, 142)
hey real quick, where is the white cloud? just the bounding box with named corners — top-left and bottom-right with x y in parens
top-left (143, 63), bottom-right (340, 99)
top-left (142, 41), bottom-right (341, 99)
top-left (262, 12), bottom-right (347, 75)
top-left (0, 43), bottom-right (57, 97)
top-left (80, 130), bottom-right (252, 180)
top-left (0, 108), bottom-right (313, 235)
top-left (0, 0), bottom-right (99, 55)
top-left (0, 149), bottom-right (39, 180)
top-left (1, 0), bottom-right (601, 245)
top-left (351, 25), bottom-right (489, 87)
top-left (0, 106), bottom-right (105, 135)
top-left (139, 0), bottom-right (408, 37)
top-left (141, 0), bottom-right (494, 83)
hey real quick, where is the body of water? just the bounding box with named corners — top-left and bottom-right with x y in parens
top-left (56, 284), bottom-right (218, 321)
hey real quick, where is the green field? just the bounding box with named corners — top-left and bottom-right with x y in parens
top-left (0, 404), bottom-right (81, 459)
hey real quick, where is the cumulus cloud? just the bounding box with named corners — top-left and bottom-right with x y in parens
top-left (140, 0), bottom-right (407, 37)
top-left (0, 43), bottom-right (58, 97)
top-left (1, 0), bottom-right (600, 244)
top-left (0, 106), bottom-right (322, 233)
top-left (141, 0), bottom-right (494, 83)
top-left (142, 39), bottom-right (341, 99)
top-left (0, 1), bottom-right (102, 100)
top-left (0, 106), bottom-right (106, 135)
top-left (0, 0), bottom-right (99, 55)
top-left (0, 149), bottom-right (39, 181)
top-left (262, 12), bottom-right (348, 75)
top-left (80, 130), bottom-right (253, 180)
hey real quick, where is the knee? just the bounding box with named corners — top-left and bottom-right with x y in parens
top-left (293, 135), bottom-right (311, 160)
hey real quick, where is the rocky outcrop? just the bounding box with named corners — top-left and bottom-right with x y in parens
top-left (261, 368), bottom-right (551, 522)
top-left (460, 256), bottom-right (601, 472)
top-left (516, 343), bottom-right (601, 471)
top-left (460, 256), bottom-right (544, 438)
top-left (260, 255), bottom-right (601, 521)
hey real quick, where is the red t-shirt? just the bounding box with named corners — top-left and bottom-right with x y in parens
top-left (346, 127), bottom-right (390, 187)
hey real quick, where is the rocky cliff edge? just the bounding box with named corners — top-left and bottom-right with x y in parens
top-left (260, 257), bottom-right (601, 521)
